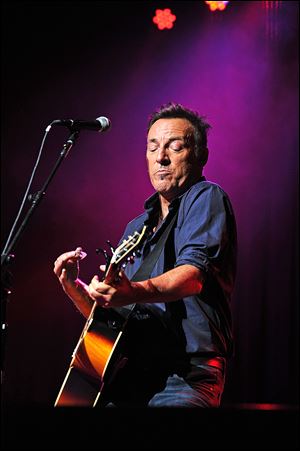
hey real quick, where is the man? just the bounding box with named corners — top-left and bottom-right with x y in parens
top-left (54, 102), bottom-right (237, 407)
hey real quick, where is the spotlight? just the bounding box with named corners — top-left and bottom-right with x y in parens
top-left (205, 1), bottom-right (229, 12)
top-left (153, 8), bottom-right (176, 30)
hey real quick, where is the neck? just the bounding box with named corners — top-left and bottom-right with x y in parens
top-left (159, 195), bottom-right (171, 219)
top-left (158, 175), bottom-right (203, 218)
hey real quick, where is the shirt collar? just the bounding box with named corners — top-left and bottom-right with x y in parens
top-left (144, 176), bottom-right (206, 221)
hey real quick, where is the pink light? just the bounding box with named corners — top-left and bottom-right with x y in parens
top-left (152, 8), bottom-right (176, 30)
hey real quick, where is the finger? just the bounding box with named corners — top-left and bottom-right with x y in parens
top-left (88, 283), bottom-right (108, 302)
top-left (88, 276), bottom-right (101, 293)
top-left (92, 293), bottom-right (111, 308)
top-left (90, 275), bottom-right (100, 286)
top-left (90, 275), bottom-right (113, 290)
top-left (58, 268), bottom-right (75, 284)
top-left (118, 269), bottom-right (129, 282)
top-left (54, 251), bottom-right (76, 269)
top-left (99, 265), bottom-right (106, 272)
top-left (59, 268), bottom-right (68, 282)
top-left (74, 247), bottom-right (87, 260)
top-left (54, 248), bottom-right (87, 269)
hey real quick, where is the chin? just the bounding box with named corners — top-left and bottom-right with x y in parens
top-left (154, 181), bottom-right (172, 192)
top-left (157, 186), bottom-right (179, 199)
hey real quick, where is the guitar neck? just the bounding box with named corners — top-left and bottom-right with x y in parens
top-left (103, 225), bottom-right (147, 286)
top-left (103, 262), bottom-right (119, 285)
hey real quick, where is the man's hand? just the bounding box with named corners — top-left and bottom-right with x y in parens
top-left (53, 247), bottom-right (87, 287)
top-left (88, 264), bottom-right (204, 309)
top-left (88, 268), bottom-right (135, 308)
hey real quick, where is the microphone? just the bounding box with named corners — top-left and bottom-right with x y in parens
top-left (51, 116), bottom-right (111, 132)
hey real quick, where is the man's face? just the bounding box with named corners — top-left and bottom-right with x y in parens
top-left (146, 118), bottom-right (201, 201)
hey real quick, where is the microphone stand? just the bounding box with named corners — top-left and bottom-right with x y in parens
top-left (1, 129), bottom-right (79, 387)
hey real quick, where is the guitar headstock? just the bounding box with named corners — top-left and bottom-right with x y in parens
top-left (104, 225), bottom-right (147, 284)
top-left (110, 225), bottom-right (147, 266)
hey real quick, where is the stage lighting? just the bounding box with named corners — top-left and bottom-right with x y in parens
top-left (152, 8), bottom-right (176, 30)
top-left (205, 1), bottom-right (229, 12)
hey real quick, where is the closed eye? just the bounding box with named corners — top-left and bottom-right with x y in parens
top-left (167, 138), bottom-right (186, 151)
top-left (147, 145), bottom-right (158, 152)
top-left (146, 138), bottom-right (186, 152)
top-left (169, 142), bottom-right (184, 151)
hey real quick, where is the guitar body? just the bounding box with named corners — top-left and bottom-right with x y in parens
top-left (55, 306), bottom-right (129, 407)
top-left (54, 227), bottom-right (146, 407)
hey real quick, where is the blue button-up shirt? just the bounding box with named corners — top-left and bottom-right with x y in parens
top-left (119, 178), bottom-right (237, 358)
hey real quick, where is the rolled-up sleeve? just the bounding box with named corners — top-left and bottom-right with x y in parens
top-left (174, 184), bottom-right (233, 276)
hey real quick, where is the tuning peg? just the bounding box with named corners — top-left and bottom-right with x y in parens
top-left (106, 240), bottom-right (115, 254)
top-left (96, 248), bottom-right (111, 266)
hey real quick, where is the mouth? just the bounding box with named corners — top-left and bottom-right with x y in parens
top-left (155, 169), bottom-right (171, 175)
top-left (155, 170), bottom-right (172, 181)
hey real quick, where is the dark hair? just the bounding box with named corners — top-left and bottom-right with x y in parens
top-left (147, 102), bottom-right (211, 164)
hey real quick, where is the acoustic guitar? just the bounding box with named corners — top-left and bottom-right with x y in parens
top-left (54, 226), bottom-right (147, 407)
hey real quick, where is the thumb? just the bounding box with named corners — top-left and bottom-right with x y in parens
top-left (59, 268), bottom-right (68, 282)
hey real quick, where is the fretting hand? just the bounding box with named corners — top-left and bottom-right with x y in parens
top-left (88, 265), bottom-right (136, 308)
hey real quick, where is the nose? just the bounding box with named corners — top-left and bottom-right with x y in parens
top-left (156, 148), bottom-right (170, 166)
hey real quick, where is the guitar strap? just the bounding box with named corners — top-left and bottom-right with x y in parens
top-left (116, 208), bottom-right (179, 319)
top-left (131, 211), bottom-right (178, 282)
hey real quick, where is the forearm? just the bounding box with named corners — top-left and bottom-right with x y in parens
top-left (62, 278), bottom-right (95, 319)
top-left (131, 264), bottom-right (205, 305)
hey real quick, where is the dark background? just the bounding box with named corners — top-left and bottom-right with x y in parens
top-left (1, 0), bottom-right (299, 415)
